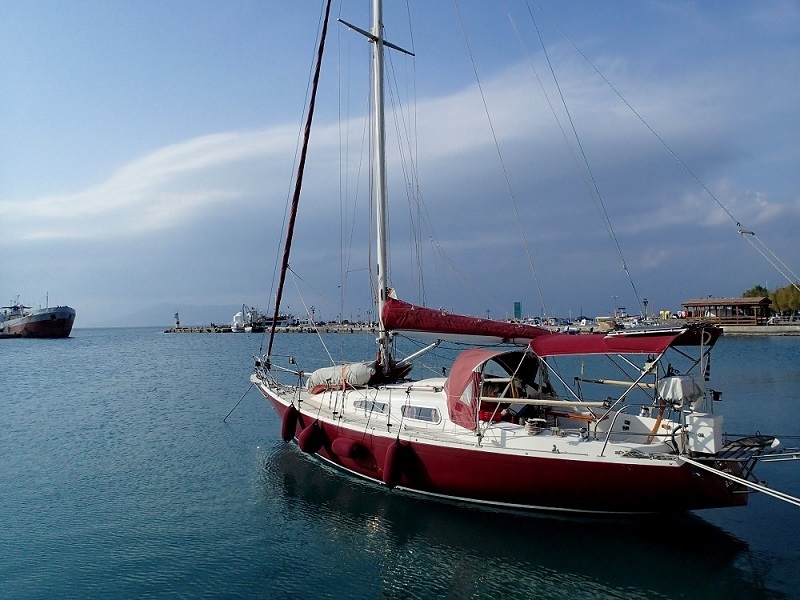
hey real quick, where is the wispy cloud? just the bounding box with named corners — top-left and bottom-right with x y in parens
top-left (3, 48), bottom-right (792, 250)
top-left (0, 127), bottom-right (297, 243)
top-left (3, 39), bottom-right (797, 327)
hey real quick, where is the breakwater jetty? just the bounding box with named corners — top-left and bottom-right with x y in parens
top-left (165, 323), bottom-right (379, 334)
top-left (164, 320), bottom-right (800, 336)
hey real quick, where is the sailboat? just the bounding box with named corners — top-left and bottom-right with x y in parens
top-left (251, 0), bottom-right (798, 514)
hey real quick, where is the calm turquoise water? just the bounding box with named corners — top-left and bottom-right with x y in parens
top-left (1, 328), bottom-right (799, 599)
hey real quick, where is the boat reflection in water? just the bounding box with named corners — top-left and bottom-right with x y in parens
top-left (258, 443), bottom-right (775, 600)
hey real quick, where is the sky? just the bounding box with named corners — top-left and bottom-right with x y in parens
top-left (1, 0), bottom-right (799, 327)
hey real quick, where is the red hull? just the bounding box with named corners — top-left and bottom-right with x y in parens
top-left (266, 397), bottom-right (746, 514)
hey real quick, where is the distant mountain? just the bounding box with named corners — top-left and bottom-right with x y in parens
top-left (95, 303), bottom-right (239, 328)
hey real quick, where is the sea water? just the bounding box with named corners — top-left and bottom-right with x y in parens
top-left (1, 328), bottom-right (799, 599)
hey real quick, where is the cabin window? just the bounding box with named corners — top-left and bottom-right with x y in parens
top-left (353, 400), bottom-right (387, 414)
top-left (401, 405), bottom-right (441, 424)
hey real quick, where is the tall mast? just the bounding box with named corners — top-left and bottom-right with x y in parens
top-left (265, 0), bottom-right (333, 360)
top-left (372, 0), bottom-right (391, 372)
top-left (338, 1), bottom-right (412, 373)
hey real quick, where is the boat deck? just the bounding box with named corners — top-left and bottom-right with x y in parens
top-left (255, 376), bottom-right (682, 463)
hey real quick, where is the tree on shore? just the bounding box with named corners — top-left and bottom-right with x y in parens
top-left (741, 284), bottom-right (770, 298)
top-left (743, 283), bottom-right (800, 313)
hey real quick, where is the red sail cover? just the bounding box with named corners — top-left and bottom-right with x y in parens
top-left (529, 330), bottom-right (681, 357)
top-left (382, 297), bottom-right (550, 343)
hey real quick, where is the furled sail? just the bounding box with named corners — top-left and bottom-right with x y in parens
top-left (381, 297), bottom-right (551, 344)
top-left (529, 330), bottom-right (680, 357)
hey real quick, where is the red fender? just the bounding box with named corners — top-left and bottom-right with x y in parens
top-left (298, 421), bottom-right (325, 454)
top-left (331, 437), bottom-right (366, 459)
top-left (281, 406), bottom-right (299, 442)
top-left (382, 440), bottom-right (404, 489)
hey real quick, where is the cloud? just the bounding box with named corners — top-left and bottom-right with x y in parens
top-left (3, 33), bottom-right (797, 326)
top-left (614, 178), bottom-right (800, 238)
top-left (0, 126), bottom-right (298, 243)
top-left (1, 49), bottom-right (786, 249)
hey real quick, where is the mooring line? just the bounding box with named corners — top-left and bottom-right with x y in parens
top-left (224, 382), bottom-right (255, 422)
top-left (679, 455), bottom-right (800, 508)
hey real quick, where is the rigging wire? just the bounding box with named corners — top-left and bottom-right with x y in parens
top-left (739, 230), bottom-right (800, 294)
top-left (403, 0), bottom-right (424, 305)
top-left (288, 267), bottom-right (337, 367)
top-left (453, 0), bottom-right (549, 319)
top-left (337, 2), bottom-right (350, 333)
top-left (528, 0), bottom-right (799, 296)
top-left (385, 42), bottom-right (428, 306)
top-left (337, 4), bottom-right (375, 343)
top-left (261, 0), bottom-right (333, 355)
top-left (516, 2), bottom-right (644, 314)
top-left (385, 36), bottom-right (524, 319)
top-left (344, 0), bottom-right (506, 318)
top-left (351, 2), bottom-right (455, 313)
top-left (267, 0), bottom-right (333, 359)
